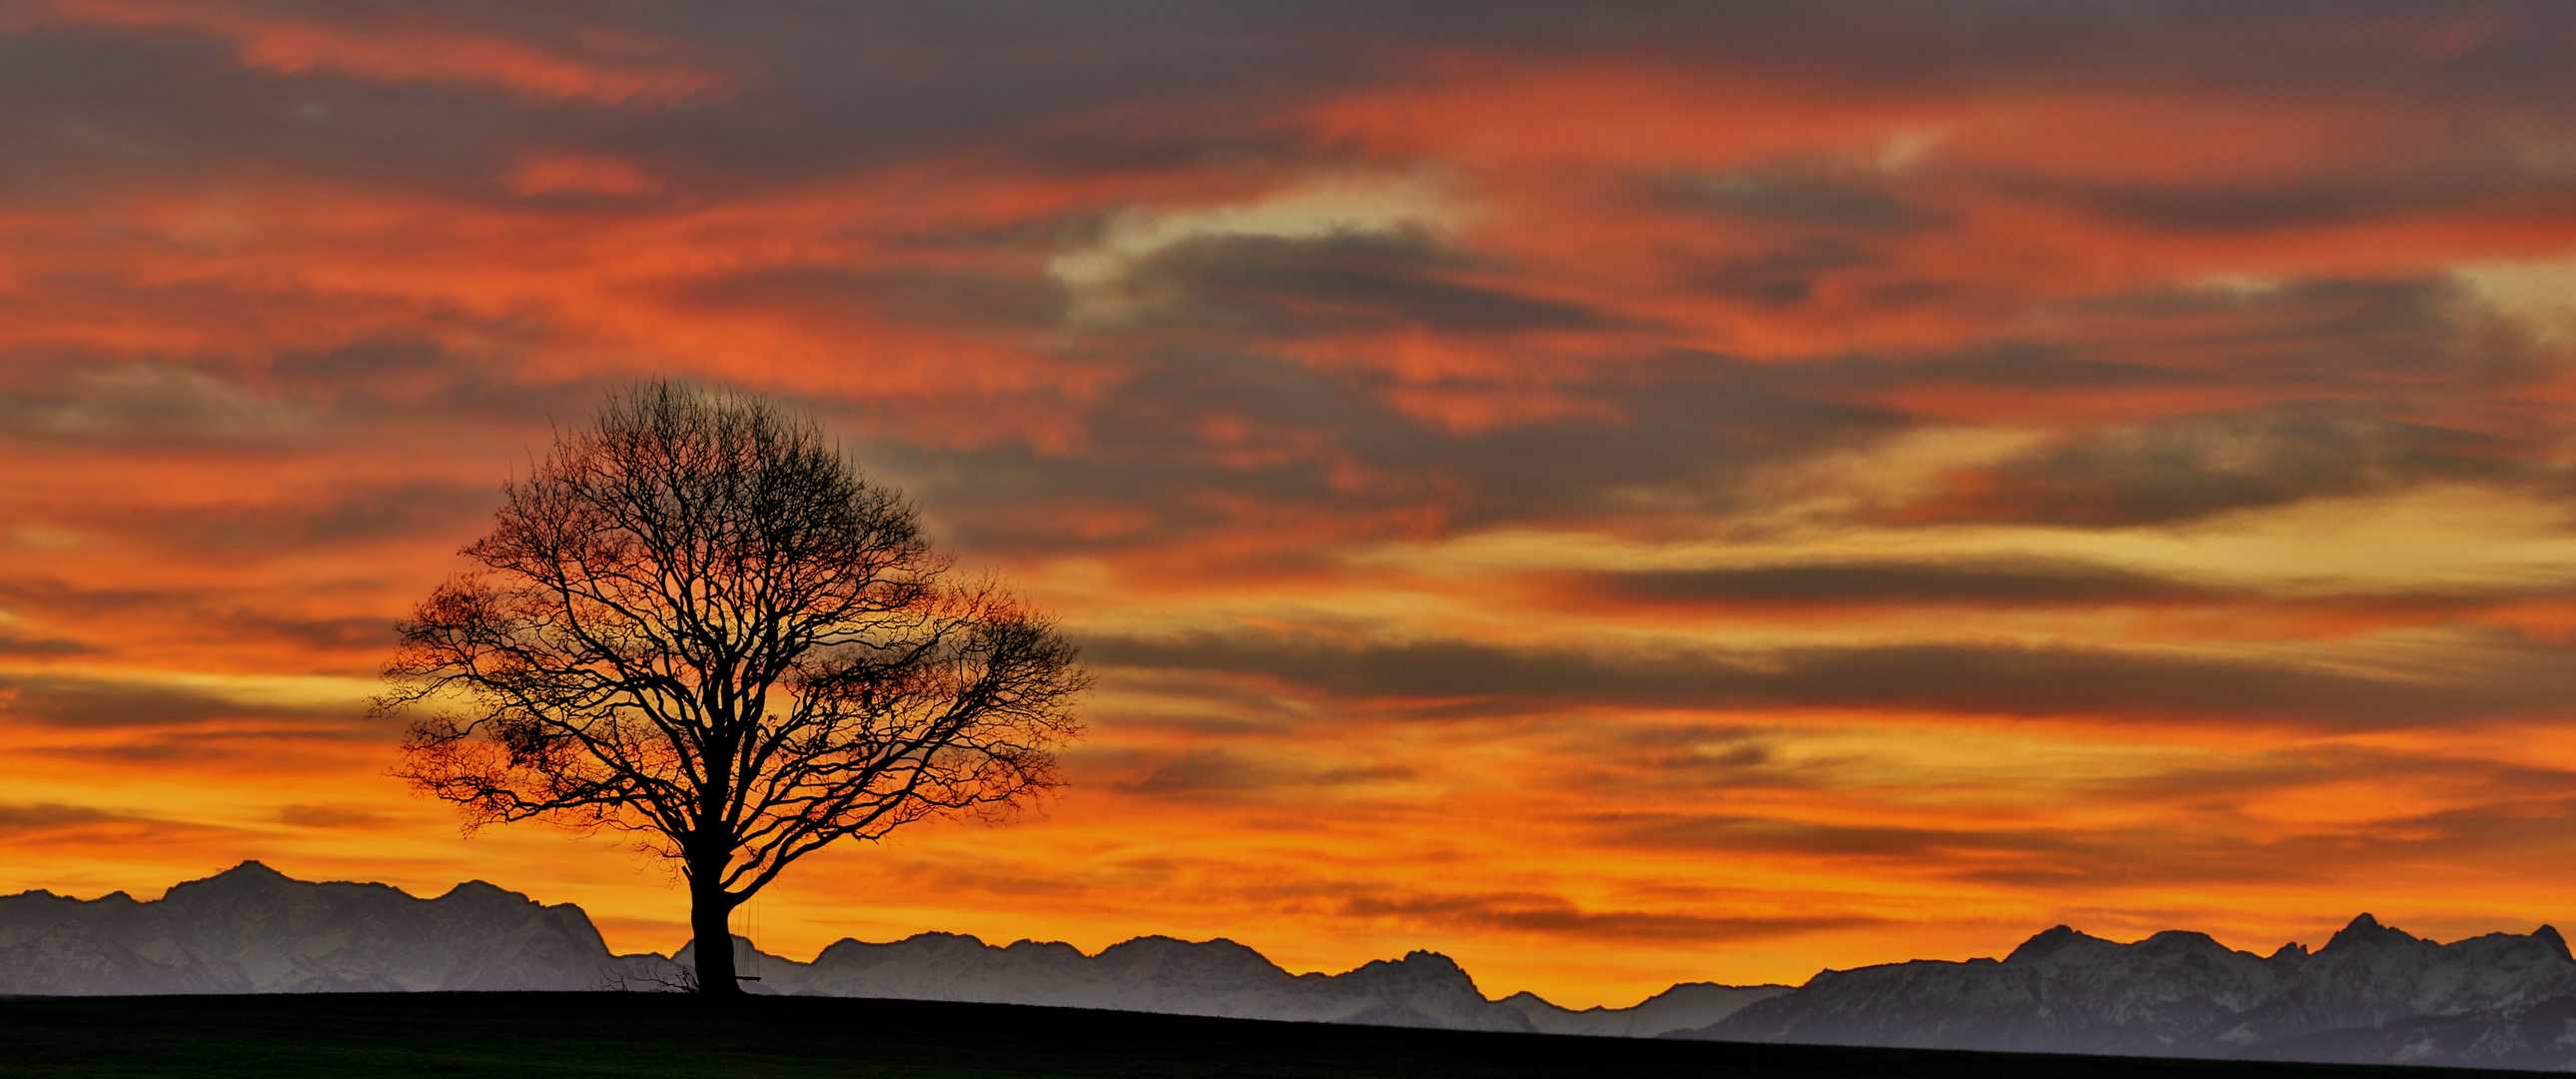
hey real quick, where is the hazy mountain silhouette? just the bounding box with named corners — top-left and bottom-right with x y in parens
top-left (672, 930), bottom-right (1784, 1034)
top-left (0, 862), bottom-right (1776, 1036)
top-left (23, 863), bottom-right (2576, 1066)
top-left (0, 861), bottom-right (628, 993)
top-left (1682, 914), bottom-right (2576, 1069)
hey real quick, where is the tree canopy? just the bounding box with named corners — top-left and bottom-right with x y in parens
top-left (379, 383), bottom-right (1088, 993)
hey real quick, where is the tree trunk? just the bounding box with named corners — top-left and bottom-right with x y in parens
top-left (690, 870), bottom-right (743, 996)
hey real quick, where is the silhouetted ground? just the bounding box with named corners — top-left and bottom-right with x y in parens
top-left (0, 991), bottom-right (2532, 1078)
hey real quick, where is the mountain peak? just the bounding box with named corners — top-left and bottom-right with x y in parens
top-left (2321, 912), bottom-right (2420, 953)
top-left (435, 879), bottom-right (526, 903)
top-left (900, 930), bottom-right (989, 947)
top-left (169, 860), bottom-right (293, 895)
top-left (2005, 924), bottom-right (2093, 963)
top-left (2, 861), bottom-right (630, 994)
top-left (2534, 924), bottom-right (2572, 963)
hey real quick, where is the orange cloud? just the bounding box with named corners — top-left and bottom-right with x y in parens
top-left (15, 0), bottom-right (736, 105)
top-left (503, 153), bottom-right (663, 198)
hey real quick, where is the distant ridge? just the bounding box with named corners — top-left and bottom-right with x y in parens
top-left (1681, 914), bottom-right (2576, 1070)
top-left (668, 931), bottom-right (1781, 1033)
top-left (17, 863), bottom-right (2576, 1067)
top-left (0, 860), bottom-right (622, 994)
top-left (0, 862), bottom-right (1778, 1037)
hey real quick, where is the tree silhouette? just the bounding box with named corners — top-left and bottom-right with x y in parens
top-left (379, 383), bottom-right (1087, 995)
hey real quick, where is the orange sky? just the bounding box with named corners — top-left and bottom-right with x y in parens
top-left (8, 0), bottom-right (2576, 1009)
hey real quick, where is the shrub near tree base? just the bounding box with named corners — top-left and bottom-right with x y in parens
top-left (378, 382), bottom-right (1089, 995)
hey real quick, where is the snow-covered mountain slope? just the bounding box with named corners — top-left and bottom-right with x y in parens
top-left (675, 931), bottom-right (1785, 1035)
top-left (1683, 914), bottom-right (2576, 1068)
top-left (678, 932), bottom-right (1523, 1029)
top-left (0, 862), bottom-right (1754, 1037)
top-left (1497, 982), bottom-right (1792, 1037)
top-left (38, 861), bottom-right (2576, 1066)
top-left (0, 861), bottom-right (634, 993)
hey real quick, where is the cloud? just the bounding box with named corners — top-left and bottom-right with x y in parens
top-left (1050, 173), bottom-right (1468, 325)
top-left (1084, 630), bottom-right (2576, 729)
top-left (1110, 745), bottom-right (1418, 803)
top-left (1591, 758), bottom-right (2576, 892)
top-left (1603, 813), bottom-right (2086, 861)
top-left (1335, 890), bottom-right (1886, 943)
top-left (1121, 230), bottom-right (1613, 336)
top-left (277, 802), bottom-right (389, 828)
top-left (2026, 112), bottom-right (2576, 233)
top-left (1118, 746), bottom-right (1271, 797)
top-left (2455, 257), bottom-right (2576, 343)
top-left (17, 0), bottom-right (739, 106)
top-left (0, 575), bottom-right (409, 671)
top-left (0, 801), bottom-right (123, 832)
top-left (0, 668), bottom-right (365, 730)
top-left (0, 800), bottom-right (236, 846)
top-left (0, 363), bottom-right (311, 446)
top-left (1683, 237), bottom-right (1878, 309)
top-left (1948, 792), bottom-right (2576, 890)
top-left (502, 152), bottom-right (663, 198)
top-left (1559, 556), bottom-right (2220, 608)
top-left (847, 345), bottom-right (1909, 565)
top-left (1884, 406), bottom-right (2528, 528)
top-left (689, 266), bottom-right (1070, 335)
top-left (0, 632), bottom-right (93, 656)
top-left (1660, 169), bottom-right (1943, 232)
top-left (142, 479), bottom-right (500, 551)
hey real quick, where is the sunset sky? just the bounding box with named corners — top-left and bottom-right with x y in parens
top-left (8, 0), bottom-right (2576, 1009)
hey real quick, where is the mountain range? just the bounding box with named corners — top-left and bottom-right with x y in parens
top-left (0, 862), bottom-right (1779, 1037)
top-left (0, 861), bottom-right (616, 994)
top-left (1683, 914), bottom-right (2576, 1069)
top-left (11, 862), bottom-right (2576, 1068)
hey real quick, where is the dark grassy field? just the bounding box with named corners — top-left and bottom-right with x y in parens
top-left (0, 991), bottom-right (2525, 1079)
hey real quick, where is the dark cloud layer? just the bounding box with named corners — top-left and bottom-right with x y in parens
top-left (1336, 890), bottom-right (1885, 943)
top-left (1662, 171), bottom-right (1945, 233)
top-left (1129, 232), bottom-right (1616, 336)
top-left (1086, 631), bottom-right (2575, 729)
top-left (0, 801), bottom-right (236, 848)
top-left (1568, 557), bottom-right (2220, 607)
top-left (1891, 408), bottom-right (2525, 528)
top-left (0, 671), bottom-right (359, 731)
top-left (859, 351), bottom-right (1908, 555)
top-left (5, 0), bottom-right (2565, 562)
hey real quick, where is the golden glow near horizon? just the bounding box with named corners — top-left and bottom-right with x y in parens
top-left (7, 1), bottom-right (2576, 1010)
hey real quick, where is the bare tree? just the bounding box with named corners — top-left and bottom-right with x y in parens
top-left (378, 383), bottom-right (1087, 995)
